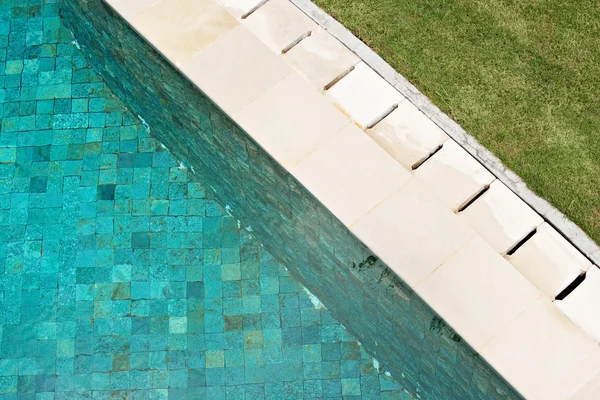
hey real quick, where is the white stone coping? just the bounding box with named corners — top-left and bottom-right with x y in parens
top-left (104, 0), bottom-right (600, 398)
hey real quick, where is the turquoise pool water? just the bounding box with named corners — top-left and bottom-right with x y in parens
top-left (0, 0), bottom-right (412, 398)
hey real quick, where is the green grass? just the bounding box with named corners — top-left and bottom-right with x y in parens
top-left (315, 0), bottom-right (600, 244)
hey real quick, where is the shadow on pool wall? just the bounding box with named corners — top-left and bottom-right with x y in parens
top-left (59, 1), bottom-right (520, 398)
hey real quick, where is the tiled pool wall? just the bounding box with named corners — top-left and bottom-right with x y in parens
top-left (59, 1), bottom-right (520, 398)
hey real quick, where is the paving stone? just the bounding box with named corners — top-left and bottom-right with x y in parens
top-left (242, 0), bottom-right (317, 53)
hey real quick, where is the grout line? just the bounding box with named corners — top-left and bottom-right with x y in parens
top-left (567, 363), bottom-right (600, 399)
top-left (411, 143), bottom-right (443, 170)
top-left (412, 230), bottom-right (478, 289)
top-left (477, 293), bottom-right (543, 353)
top-left (291, 121), bottom-right (354, 170)
top-left (366, 103), bottom-right (398, 129)
top-left (230, 70), bottom-right (295, 116)
top-left (289, 0), bottom-right (600, 267)
top-left (555, 273), bottom-right (587, 301)
top-left (347, 182), bottom-right (405, 230)
top-left (241, 0), bottom-right (270, 19)
top-left (281, 30), bottom-right (312, 54)
top-left (456, 183), bottom-right (491, 213)
top-left (141, 0), bottom-right (164, 12)
top-left (506, 227), bottom-right (538, 256)
top-left (323, 64), bottom-right (356, 91)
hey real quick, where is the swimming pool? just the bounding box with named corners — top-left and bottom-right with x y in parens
top-left (0, 0), bottom-right (521, 398)
top-left (0, 0), bottom-right (414, 398)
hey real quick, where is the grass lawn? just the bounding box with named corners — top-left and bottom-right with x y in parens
top-left (315, 0), bottom-right (600, 245)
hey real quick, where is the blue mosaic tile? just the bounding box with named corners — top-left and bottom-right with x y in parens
top-left (0, 0), bottom-right (411, 398)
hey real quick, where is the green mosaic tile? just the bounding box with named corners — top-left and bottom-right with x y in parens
top-left (0, 0), bottom-right (411, 398)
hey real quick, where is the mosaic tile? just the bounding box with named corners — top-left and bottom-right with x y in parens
top-left (0, 0), bottom-right (411, 398)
